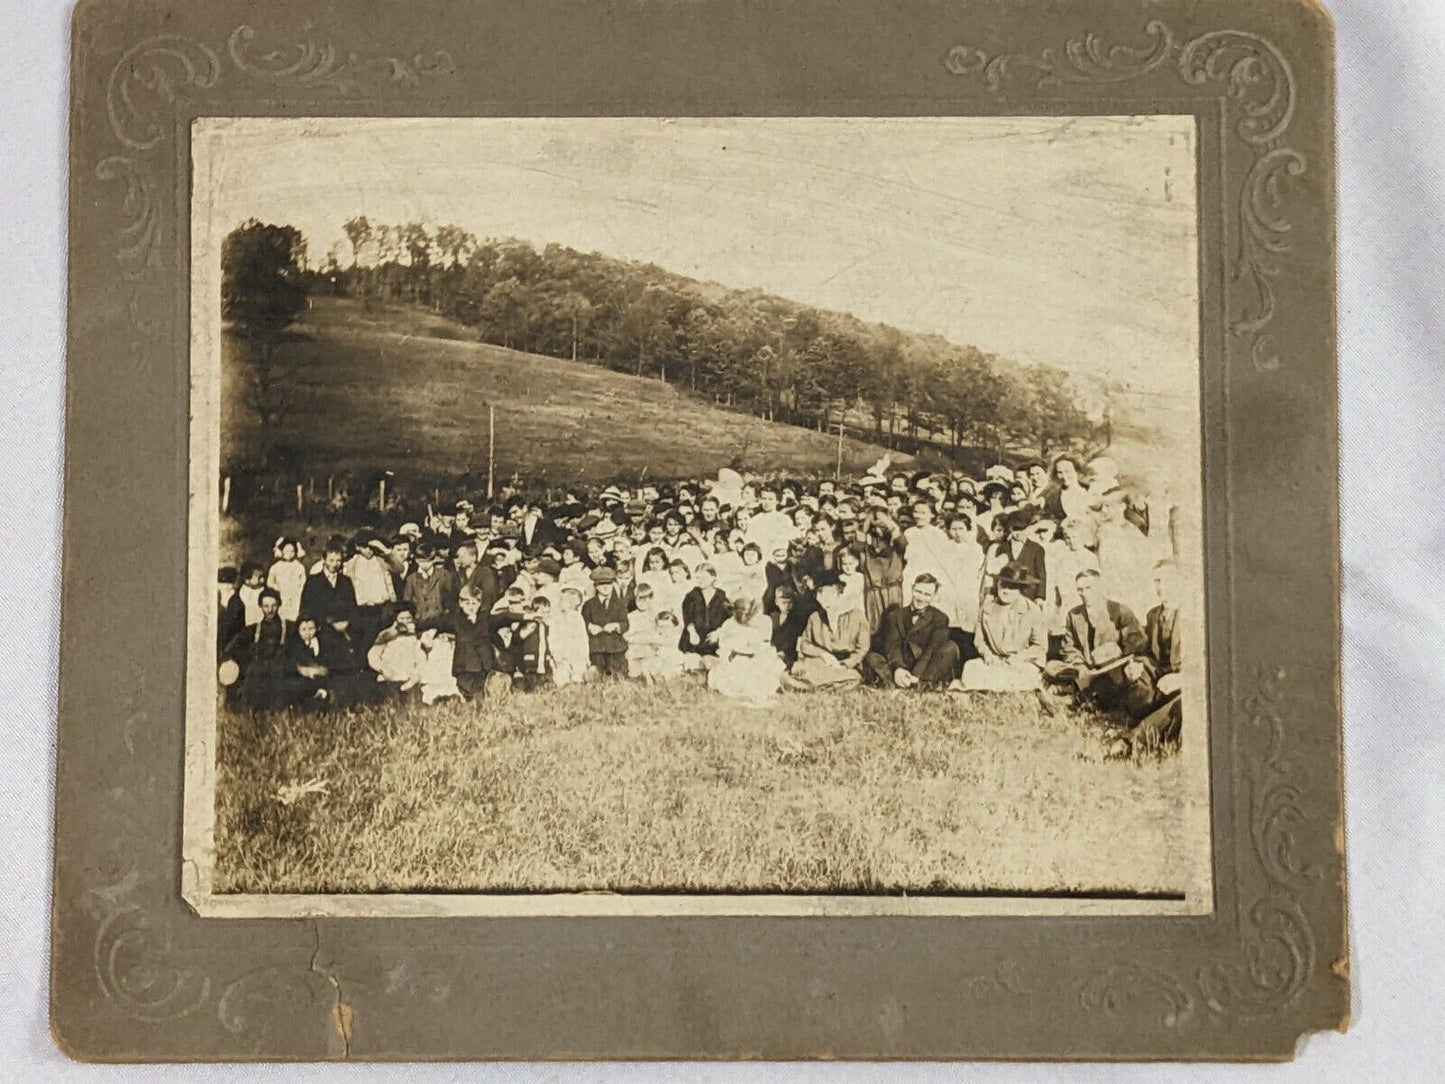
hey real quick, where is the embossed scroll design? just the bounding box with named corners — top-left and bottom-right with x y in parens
top-left (83, 21), bottom-right (454, 1038)
top-left (95, 22), bottom-right (455, 278)
top-left (1070, 667), bottom-right (1319, 1030)
top-left (945, 20), bottom-right (1307, 372)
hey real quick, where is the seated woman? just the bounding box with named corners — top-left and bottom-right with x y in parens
top-left (956, 564), bottom-right (1049, 692)
top-left (783, 574), bottom-right (868, 691)
top-left (707, 596), bottom-right (785, 707)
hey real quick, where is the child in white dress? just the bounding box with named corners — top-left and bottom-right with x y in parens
top-left (548, 586), bottom-right (591, 686)
top-left (266, 537), bottom-right (307, 622)
top-left (707, 597), bottom-right (785, 707)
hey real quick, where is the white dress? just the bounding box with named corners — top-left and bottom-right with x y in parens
top-left (266, 559), bottom-right (307, 622)
top-left (548, 609), bottom-right (591, 685)
top-left (707, 618), bottom-right (785, 706)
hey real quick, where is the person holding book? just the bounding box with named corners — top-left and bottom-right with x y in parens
top-left (1044, 567), bottom-right (1149, 712)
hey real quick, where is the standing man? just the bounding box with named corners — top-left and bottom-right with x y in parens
top-left (217, 567), bottom-right (247, 659)
top-left (864, 574), bottom-right (960, 690)
top-left (519, 501), bottom-right (561, 556)
top-left (298, 543), bottom-right (357, 641)
top-left (581, 566), bottom-right (630, 677)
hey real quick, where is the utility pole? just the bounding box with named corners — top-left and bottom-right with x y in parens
top-left (834, 420), bottom-right (846, 479)
top-left (487, 403), bottom-right (496, 500)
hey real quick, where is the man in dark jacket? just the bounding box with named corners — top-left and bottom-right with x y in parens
top-left (1044, 568), bottom-right (1150, 713)
top-left (863, 574), bottom-right (959, 690)
top-left (518, 501), bottom-right (562, 556)
top-left (298, 544), bottom-right (357, 638)
top-left (217, 567), bottom-right (247, 659)
top-left (997, 510), bottom-right (1048, 602)
top-left (1120, 560), bottom-right (1185, 749)
top-left (403, 541), bottom-right (458, 633)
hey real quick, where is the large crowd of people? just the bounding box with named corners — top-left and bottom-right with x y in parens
top-left (216, 453), bottom-right (1186, 751)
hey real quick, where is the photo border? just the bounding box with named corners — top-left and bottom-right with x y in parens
top-left (54, 0), bottom-right (1345, 1060)
top-left (181, 111), bottom-right (1214, 920)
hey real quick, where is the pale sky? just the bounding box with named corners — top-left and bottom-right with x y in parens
top-left (193, 115), bottom-right (1199, 393)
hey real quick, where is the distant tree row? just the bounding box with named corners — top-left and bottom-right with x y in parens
top-left (301, 218), bottom-right (1099, 462)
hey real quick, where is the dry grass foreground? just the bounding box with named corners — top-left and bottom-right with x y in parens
top-left (214, 678), bottom-right (1195, 897)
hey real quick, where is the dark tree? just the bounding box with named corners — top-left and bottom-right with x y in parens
top-left (222, 220), bottom-right (309, 465)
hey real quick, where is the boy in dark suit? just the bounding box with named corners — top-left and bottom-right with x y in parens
top-left (451, 586), bottom-right (494, 700)
top-left (581, 566), bottom-right (630, 677)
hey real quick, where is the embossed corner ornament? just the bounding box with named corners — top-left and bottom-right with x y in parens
top-left (1076, 666), bottom-right (1322, 1034)
top-left (945, 20), bottom-right (1307, 373)
top-left (96, 21), bottom-right (456, 279)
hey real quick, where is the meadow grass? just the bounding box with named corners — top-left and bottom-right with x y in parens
top-left (214, 677), bottom-right (1196, 897)
top-left (223, 297), bottom-right (919, 483)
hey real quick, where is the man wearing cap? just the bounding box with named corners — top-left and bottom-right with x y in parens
top-left (402, 542), bottom-right (458, 633)
top-left (956, 564), bottom-right (1049, 691)
top-left (384, 533), bottom-right (416, 597)
top-left (864, 574), bottom-right (960, 691)
top-left (581, 565), bottom-right (630, 677)
top-left (607, 537), bottom-right (637, 606)
top-left (990, 510), bottom-right (1048, 603)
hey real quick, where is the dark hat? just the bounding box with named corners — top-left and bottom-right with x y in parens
top-left (997, 563), bottom-right (1040, 591)
top-left (590, 566), bottom-right (618, 584)
top-left (537, 557), bottom-right (562, 578)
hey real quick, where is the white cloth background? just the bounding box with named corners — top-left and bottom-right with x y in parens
top-left (2, 0), bottom-right (1441, 1077)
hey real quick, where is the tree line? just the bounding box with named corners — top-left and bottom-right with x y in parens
top-left (229, 217), bottom-right (1102, 468)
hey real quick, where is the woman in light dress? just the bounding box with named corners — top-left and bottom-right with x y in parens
top-left (707, 596), bottom-right (785, 707)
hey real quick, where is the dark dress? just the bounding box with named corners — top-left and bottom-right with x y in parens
top-left (680, 586), bottom-right (730, 656)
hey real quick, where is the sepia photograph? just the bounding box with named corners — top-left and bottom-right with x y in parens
top-left (184, 115), bottom-right (1212, 916)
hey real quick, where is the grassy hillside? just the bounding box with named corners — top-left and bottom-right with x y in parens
top-left (223, 297), bottom-right (918, 485)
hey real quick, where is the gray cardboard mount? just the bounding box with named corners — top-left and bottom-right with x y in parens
top-left (54, 0), bottom-right (1346, 1061)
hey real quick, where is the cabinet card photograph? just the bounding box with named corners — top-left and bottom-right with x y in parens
top-left (185, 115), bottom-right (1211, 917)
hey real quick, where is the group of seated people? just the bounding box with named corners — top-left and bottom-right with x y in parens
top-left (216, 454), bottom-right (1185, 748)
